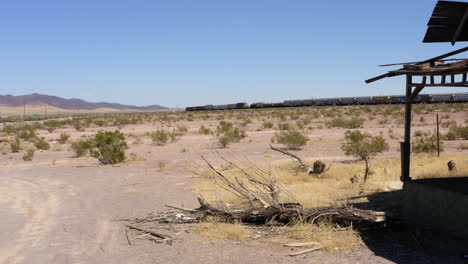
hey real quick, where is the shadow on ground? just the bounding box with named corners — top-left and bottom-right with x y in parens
top-left (353, 190), bottom-right (468, 264)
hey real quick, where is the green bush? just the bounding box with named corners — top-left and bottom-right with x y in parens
top-left (273, 130), bottom-right (309, 150)
top-left (90, 130), bottom-right (128, 164)
top-left (216, 121), bottom-right (246, 148)
top-left (10, 137), bottom-right (21, 153)
top-left (341, 130), bottom-right (389, 181)
top-left (58, 133), bottom-right (70, 144)
top-left (413, 132), bottom-right (443, 154)
top-left (277, 123), bottom-right (291, 130)
top-left (34, 137), bottom-right (50, 150)
top-left (22, 150), bottom-right (35, 161)
top-left (199, 125), bottom-right (211, 135)
top-left (18, 129), bottom-right (37, 141)
top-left (262, 121), bottom-right (274, 129)
top-left (150, 130), bottom-right (170, 145)
top-left (327, 118), bottom-right (364, 129)
top-left (71, 138), bottom-right (93, 157)
top-left (445, 125), bottom-right (468, 140)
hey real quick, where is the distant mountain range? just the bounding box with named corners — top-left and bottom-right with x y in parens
top-left (0, 93), bottom-right (167, 111)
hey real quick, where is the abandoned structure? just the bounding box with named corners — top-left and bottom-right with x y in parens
top-left (366, 0), bottom-right (468, 238)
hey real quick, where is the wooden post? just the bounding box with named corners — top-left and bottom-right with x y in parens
top-left (401, 75), bottom-right (412, 182)
top-left (436, 113), bottom-right (440, 157)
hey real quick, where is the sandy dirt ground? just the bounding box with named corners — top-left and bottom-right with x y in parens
top-left (0, 106), bottom-right (467, 263)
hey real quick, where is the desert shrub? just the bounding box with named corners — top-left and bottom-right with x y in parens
top-left (70, 119), bottom-right (83, 131)
top-left (445, 125), bottom-right (468, 140)
top-left (22, 149), bottom-right (35, 161)
top-left (199, 125), bottom-right (211, 135)
top-left (10, 137), bottom-right (21, 153)
top-left (413, 130), bottom-right (424, 137)
top-left (90, 130), bottom-right (128, 164)
top-left (169, 130), bottom-right (181, 142)
top-left (327, 118), bottom-right (364, 129)
top-left (341, 130), bottom-right (389, 181)
top-left (149, 130), bottom-right (170, 145)
top-left (33, 137), bottom-right (50, 150)
top-left (176, 125), bottom-right (188, 133)
top-left (18, 129), bottom-right (37, 141)
top-left (458, 143), bottom-right (468, 150)
top-left (441, 120), bottom-right (457, 128)
top-left (58, 133), bottom-right (70, 144)
top-left (262, 121), bottom-right (274, 129)
top-left (93, 120), bottom-right (107, 127)
top-left (412, 132), bottom-right (443, 154)
top-left (71, 138), bottom-right (93, 157)
top-left (273, 130), bottom-right (309, 150)
top-left (216, 121), bottom-right (246, 148)
top-left (277, 123), bottom-right (291, 130)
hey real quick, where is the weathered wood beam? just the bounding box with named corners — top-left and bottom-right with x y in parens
top-left (412, 82), bottom-right (468, 87)
top-left (416, 47), bottom-right (468, 65)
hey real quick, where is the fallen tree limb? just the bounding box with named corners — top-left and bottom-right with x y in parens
top-left (284, 242), bottom-right (321, 247)
top-left (289, 246), bottom-right (324, 256)
top-left (164, 204), bottom-right (198, 213)
top-left (270, 145), bottom-right (327, 175)
top-left (126, 224), bottom-right (173, 240)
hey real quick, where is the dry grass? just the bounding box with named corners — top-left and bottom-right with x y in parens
top-left (193, 153), bottom-right (468, 210)
top-left (191, 222), bottom-right (251, 241)
top-left (288, 222), bottom-right (361, 252)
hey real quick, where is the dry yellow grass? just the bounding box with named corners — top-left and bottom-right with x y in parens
top-left (193, 153), bottom-right (467, 210)
top-left (288, 222), bottom-right (362, 252)
top-left (191, 222), bottom-right (250, 241)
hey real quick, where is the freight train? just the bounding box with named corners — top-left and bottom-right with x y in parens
top-left (185, 93), bottom-right (468, 111)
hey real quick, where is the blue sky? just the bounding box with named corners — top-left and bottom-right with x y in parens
top-left (1, 0), bottom-right (467, 107)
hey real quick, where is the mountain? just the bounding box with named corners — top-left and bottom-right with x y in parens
top-left (0, 93), bottom-right (167, 111)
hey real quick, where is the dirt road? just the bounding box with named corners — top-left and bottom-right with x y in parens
top-left (0, 164), bottom-right (404, 264)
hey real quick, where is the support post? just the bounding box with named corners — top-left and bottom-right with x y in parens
top-left (436, 113), bottom-right (440, 157)
top-left (401, 75), bottom-right (412, 182)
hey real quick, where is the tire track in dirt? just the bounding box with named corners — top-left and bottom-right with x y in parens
top-left (0, 177), bottom-right (59, 264)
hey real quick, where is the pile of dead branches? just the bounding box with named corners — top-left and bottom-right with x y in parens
top-left (122, 153), bottom-right (386, 249)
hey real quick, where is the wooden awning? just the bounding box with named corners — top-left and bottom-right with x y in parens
top-left (365, 46), bottom-right (468, 87)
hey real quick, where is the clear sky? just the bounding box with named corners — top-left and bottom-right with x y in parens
top-left (1, 0), bottom-right (467, 108)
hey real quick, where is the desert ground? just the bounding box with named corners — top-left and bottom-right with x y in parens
top-left (1, 103), bottom-right (467, 264)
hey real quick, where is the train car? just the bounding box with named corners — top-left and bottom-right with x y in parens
top-left (213, 104), bottom-right (229, 110)
top-left (431, 94), bottom-right (454, 103)
top-left (227, 104), bottom-right (237, 110)
top-left (284, 100), bottom-right (305, 107)
top-left (413, 94), bottom-right (433, 104)
top-left (250, 102), bottom-right (264, 108)
top-left (372, 96), bottom-right (391, 104)
top-left (303, 99), bottom-right (315, 106)
top-left (204, 105), bottom-right (214, 110)
top-left (453, 93), bottom-right (468, 103)
top-left (355, 97), bottom-right (372, 105)
top-left (186, 106), bottom-right (195, 111)
top-left (390, 96), bottom-right (406, 104)
top-left (325, 98), bottom-right (340, 105)
top-left (236, 102), bottom-right (249, 109)
top-left (315, 99), bottom-right (327, 106)
top-left (193, 106), bottom-right (207, 111)
top-left (338, 97), bottom-right (355, 105)
top-left (273, 102), bottom-right (285, 108)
